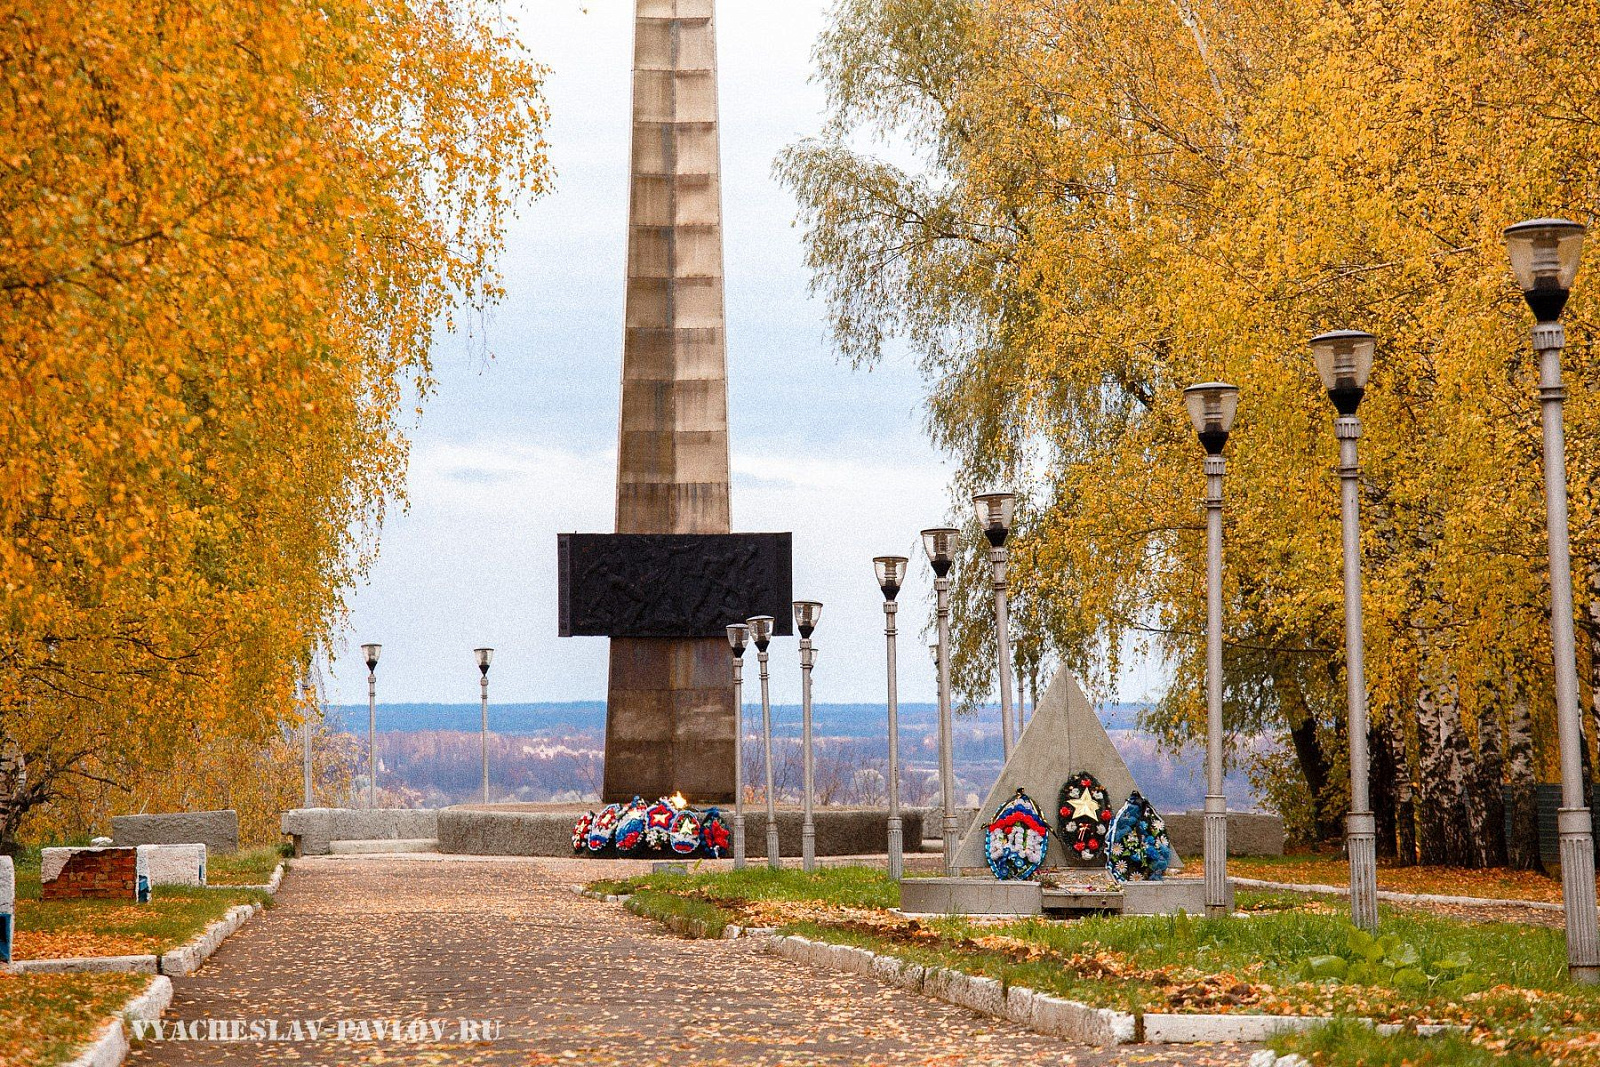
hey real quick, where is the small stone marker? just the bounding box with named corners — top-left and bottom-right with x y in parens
top-left (0, 854), bottom-right (13, 963)
top-left (651, 861), bottom-right (689, 876)
top-left (41, 846), bottom-right (151, 902)
top-left (137, 843), bottom-right (207, 887)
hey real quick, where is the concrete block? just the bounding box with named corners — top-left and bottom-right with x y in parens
top-left (281, 808), bottom-right (439, 856)
top-left (432, 806), bottom-right (922, 858)
top-left (113, 810), bottom-right (238, 855)
top-left (10, 954), bottom-right (158, 974)
top-left (766, 935), bottom-right (804, 963)
top-left (1031, 995), bottom-right (1137, 1045)
top-left (703, 808), bottom-right (928, 858)
top-left (921, 967), bottom-right (957, 1001)
top-left (1143, 1013), bottom-right (1325, 1043)
top-left (1120, 878), bottom-right (1226, 915)
top-left (0, 855), bottom-right (12, 964)
top-left (898, 876), bottom-right (1042, 916)
top-left (944, 972), bottom-right (1005, 1016)
top-left (836, 944), bottom-right (876, 976)
top-left (436, 809), bottom-right (570, 856)
top-left (328, 838), bottom-right (438, 855)
top-left (1163, 811), bottom-right (1285, 857)
top-left (137, 844), bottom-right (206, 887)
top-left (1004, 985), bottom-right (1036, 1025)
top-left (870, 953), bottom-right (905, 987)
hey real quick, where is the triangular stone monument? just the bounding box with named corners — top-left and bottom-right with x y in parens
top-left (954, 669), bottom-right (1183, 872)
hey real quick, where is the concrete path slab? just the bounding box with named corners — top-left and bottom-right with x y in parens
top-left (129, 855), bottom-right (1253, 1066)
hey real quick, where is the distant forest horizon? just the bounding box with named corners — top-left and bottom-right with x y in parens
top-left (324, 700), bottom-right (1151, 736)
top-left (317, 700), bottom-right (1263, 816)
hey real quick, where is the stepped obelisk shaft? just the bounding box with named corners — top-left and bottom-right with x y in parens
top-left (604, 0), bottom-right (735, 803)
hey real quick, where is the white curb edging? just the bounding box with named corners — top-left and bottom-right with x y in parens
top-left (6, 858), bottom-right (282, 976)
top-left (61, 974), bottom-right (172, 1067)
top-left (7, 897), bottom-right (268, 977)
top-left (762, 934), bottom-right (1138, 1044)
top-left (160, 903), bottom-right (260, 976)
top-left (758, 933), bottom-right (1462, 1045)
top-left (8, 955), bottom-right (159, 975)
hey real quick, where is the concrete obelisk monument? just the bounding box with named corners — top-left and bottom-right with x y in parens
top-left (558, 0), bottom-right (789, 802)
top-left (606, 0), bottom-right (735, 802)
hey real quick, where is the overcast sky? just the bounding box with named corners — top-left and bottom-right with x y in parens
top-left (326, 1), bottom-right (1161, 709)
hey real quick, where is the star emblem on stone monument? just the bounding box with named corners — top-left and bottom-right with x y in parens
top-left (1066, 790), bottom-right (1103, 821)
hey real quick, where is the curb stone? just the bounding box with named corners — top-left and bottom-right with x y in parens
top-left (760, 935), bottom-right (1139, 1046)
top-left (160, 903), bottom-right (260, 976)
top-left (62, 974), bottom-right (172, 1067)
top-left (9, 954), bottom-right (159, 975)
top-left (1249, 1053), bottom-right (1310, 1067)
top-left (759, 933), bottom-right (1458, 1046)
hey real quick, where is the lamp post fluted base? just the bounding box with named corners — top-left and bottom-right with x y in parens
top-left (887, 816), bottom-right (903, 882)
top-left (733, 813), bottom-right (746, 871)
top-left (941, 814), bottom-right (959, 878)
top-left (1559, 807), bottom-right (1600, 983)
top-left (1347, 811), bottom-right (1379, 932)
top-left (802, 827), bottom-right (816, 873)
top-left (1203, 794), bottom-right (1229, 917)
top-left (766, 825), bottom-right (780, 870)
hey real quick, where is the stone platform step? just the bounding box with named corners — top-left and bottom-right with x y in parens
top-left (1041, 888), bottom-right (1122, 914)
top-left (329, 838), bottom-right (440, 855)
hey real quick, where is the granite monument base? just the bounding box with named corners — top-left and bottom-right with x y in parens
top-left (902, 874), bottom-right (1232, 918)
top-left (439, 803), bottom-right (927, 858)
top-left (899, 877), bottom-right (1043, 917)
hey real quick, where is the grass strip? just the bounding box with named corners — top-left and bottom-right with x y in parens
top-left (1269, 1018), bottom-right (1554, 1067)
top-left (623, 887), bottom-right (731, 938)
top-left (1214, 855), bottom-right (1569, 906)
top-left (588, 866), bottom-right (1600, 1049)
top-left (11, 849), bottom-right (273, 960)
top-left (205, 846), bottom-right (288, 886)
top-left (0, 971), bottom-right (148, 1067)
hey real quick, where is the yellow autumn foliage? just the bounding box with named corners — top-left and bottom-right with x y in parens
top-left (0, 0), bottom-right (549, 844)
top-left (784, 0), bottom-right (1600, 856)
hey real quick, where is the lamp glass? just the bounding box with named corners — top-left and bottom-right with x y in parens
top-left (746, 615), bottom-right (775, 649)
top-left (921, 527), bottom-right (958, 577)
top-left (360, 642), bottom-right (382, 668)
top-left (793, 600), bottom-right (823, 637)
top-left (1505, 218), bottom-right (1586, 294)
top-left (874, 555), bottom-right (908, 600)
top-left (1183, 382), bottom-right (1239, 435)
top-left (973, 492), bottom-right (1016, 549)
top-left (474, 647), bottom-right (494, 669)
top-left (1310, 330), bottom-right (1376, 394)
top-left (726, 623), bottom-right (749, 652)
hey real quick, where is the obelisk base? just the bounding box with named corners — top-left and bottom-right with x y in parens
top-left (603, 636), bottom-right (735, 804)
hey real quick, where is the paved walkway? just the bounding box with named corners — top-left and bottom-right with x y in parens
top-left (130, 855), bottom-right (1254, 1066)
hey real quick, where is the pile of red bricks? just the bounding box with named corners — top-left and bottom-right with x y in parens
top-left (42, 847), bottom-right (140, 901)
